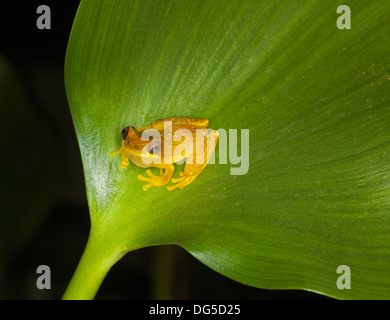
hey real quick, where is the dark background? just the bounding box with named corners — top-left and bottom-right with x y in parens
top-left (0, 1), bottom-right (327, 300)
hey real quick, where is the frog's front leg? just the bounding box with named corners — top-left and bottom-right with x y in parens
top-left (109, 145), bottom-right (130, 169)
top-left (138, 164), bottom-right (175, 191)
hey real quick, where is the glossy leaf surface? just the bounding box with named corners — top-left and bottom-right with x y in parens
top-left (64, 0), bottom-right (390, 299)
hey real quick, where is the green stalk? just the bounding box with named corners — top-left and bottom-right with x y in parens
top-left (62, 228), bottom-right (125, 300)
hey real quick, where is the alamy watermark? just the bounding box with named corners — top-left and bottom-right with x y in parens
top-left (336, 265), bottom-right (351, 290)
top-left (36, 265), bottom-right (51, 290)
top-left (337, 5), bottom-right (351, 30)
top-left (36, 5), bottom-right (51, 30)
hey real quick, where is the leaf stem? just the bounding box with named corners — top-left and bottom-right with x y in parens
top-left (62, 228), bottom-right (125, 300)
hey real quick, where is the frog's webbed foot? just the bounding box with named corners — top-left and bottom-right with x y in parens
top-left (138, 170), bottom-right (165, 191)
top-left (138, 166), bottom-right (174, 191)
top-left (167, 167), bottom-right (205, 191)
top-left (167, 172), bottom-right (197, 191)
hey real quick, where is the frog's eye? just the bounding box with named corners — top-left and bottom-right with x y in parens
top-left (147, 141), bottom-right (161, 155)
top-left (121, 126), bottom-right (130, 140)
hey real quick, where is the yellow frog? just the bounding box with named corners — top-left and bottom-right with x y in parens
top-left (109, 117), bottom-right (219, 191)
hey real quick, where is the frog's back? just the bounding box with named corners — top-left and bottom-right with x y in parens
top-left (176, 117), bottom-right (209, 128)
top-left (151, 117), bottom-right (209, 131)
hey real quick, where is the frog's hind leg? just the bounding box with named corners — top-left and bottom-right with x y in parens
top-left (167, 163), bottom-right (205, 191)
top-left (138, 164), bottom-right (175, 191)
top-left (167, 130), bottom-right (219, 191)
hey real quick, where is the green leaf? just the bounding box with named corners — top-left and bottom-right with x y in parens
top-left (63, 0), bottom-right (390, 299)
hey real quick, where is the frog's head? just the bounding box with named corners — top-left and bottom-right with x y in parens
top-left (122, 126), bottom-right (141, 142)
top-left (121, 126), bottom-right (161, 160)
top-left (121, 126), bottom-right (143, 156)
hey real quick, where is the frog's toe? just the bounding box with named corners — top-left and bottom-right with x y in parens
top-left (138, 174), bottom-right (150, 182)
top-left (142, 184), bottom-right (152, 191)
top-left (167, 184), bottom-right (179, 191)
top-left (168, 175), bottom-right (197, 190)
top-left (146, 169), bottom-right (157, 178)
top-left (171, 172), bottom-right (189, 183)
top-left (167, 179), bottom-right (186, 190)
top-left (120, 161), bottom-right (129, 169)
top-left (167, 180), bottom-right (188, 191)
top-left (171, 176), bottom-right (185, 183)
top-left (109, 151), bottom-right (119, 158)
top-left (138, 175), bottom-right (153, 191)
